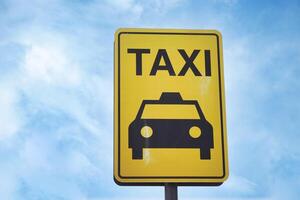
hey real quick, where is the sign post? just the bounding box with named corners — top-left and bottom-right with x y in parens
top-left (114, 28), bottom-right (229, 198)
top-left (165, 184), bottom-right (178, 200)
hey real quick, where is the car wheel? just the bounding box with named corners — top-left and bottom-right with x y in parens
top-left (200, 148), bottom-right (211, 160)
top-left (132, 149), bottom-right (143, 159)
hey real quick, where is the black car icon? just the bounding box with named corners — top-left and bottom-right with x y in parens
top-left (129, 92), bottom-right (213, 160)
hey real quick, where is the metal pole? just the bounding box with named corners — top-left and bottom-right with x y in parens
top-left (165, 183), bottom-right (178, 200)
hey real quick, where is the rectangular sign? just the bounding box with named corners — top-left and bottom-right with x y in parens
top-left (114, 28), bottom-right (228, 185)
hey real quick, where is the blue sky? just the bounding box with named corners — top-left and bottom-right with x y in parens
top-left (0, 0), bottom-right (300, 199)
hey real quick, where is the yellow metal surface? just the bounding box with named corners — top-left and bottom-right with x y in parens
top-left (114, 28), bottom-right (228, 185)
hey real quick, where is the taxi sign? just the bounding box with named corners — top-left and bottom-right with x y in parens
top-left (114, 28), bottom-right (228, 185)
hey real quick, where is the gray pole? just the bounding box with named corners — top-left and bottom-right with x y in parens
top-left (165, 183), bottom-right (178, 200)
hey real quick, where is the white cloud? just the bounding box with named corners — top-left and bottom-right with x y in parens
top-left (107, 0), bottom-right (143, 13)
top-left (0, 7), bottom-right (113, 197)
top-left (146, 0), bottom-right (186, 13)
top-left (0, 84), bottom-right (22, 140)
top-left (19, 31), bottom-right (82, 86)
top-left (14, 29), bottom-right (112, 137)
top-left (222, 174), bottom-right (256, 194)
top-left (23, 44), bottom-right (81, 85)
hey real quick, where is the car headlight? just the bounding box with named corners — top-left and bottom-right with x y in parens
top-left (141, 126), bottom-right (153, 138)
top-left (189, 126), bottom-right (201, 138)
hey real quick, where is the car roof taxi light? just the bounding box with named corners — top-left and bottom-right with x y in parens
top-left (159, 92), bottom-right (183, 103)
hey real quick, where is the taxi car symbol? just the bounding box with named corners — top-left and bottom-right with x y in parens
top-left (129, 92), bottom-right (214, 160)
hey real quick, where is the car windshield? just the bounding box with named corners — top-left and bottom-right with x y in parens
top-left (141, 104), bottom-right (200, 119)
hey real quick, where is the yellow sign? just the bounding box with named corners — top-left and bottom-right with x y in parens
top-left (114, 28), bottom-right (228, 185)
